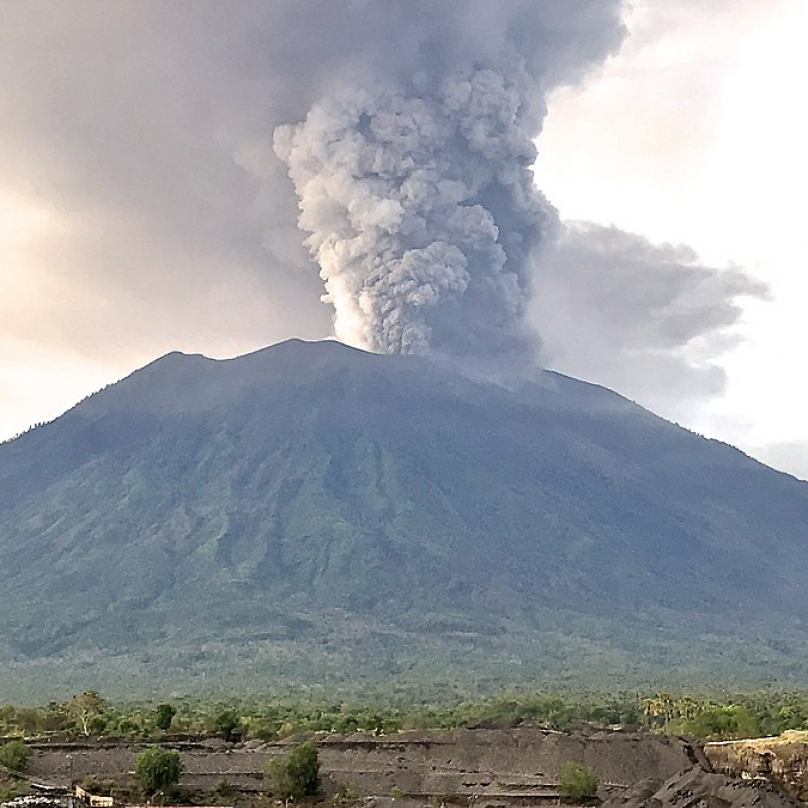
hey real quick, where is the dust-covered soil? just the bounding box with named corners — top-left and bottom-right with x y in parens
top-left (15, 727), bottom-right (806, 808)
top-left (23, 727), bottom-right (697, 803)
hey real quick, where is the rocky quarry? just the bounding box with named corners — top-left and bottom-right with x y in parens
top-left (7, 727), bottom-right (805, 808)
top-left (705, 732), bottom-right (808, 803)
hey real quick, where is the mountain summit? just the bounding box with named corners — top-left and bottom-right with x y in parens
top-left (1, 339), bottom-right (806, 699)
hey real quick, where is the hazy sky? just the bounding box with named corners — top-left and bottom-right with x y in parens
top-left (2, 0), bottom-right (806, 479)
top-left (538, 0), bottom-right (808, 477)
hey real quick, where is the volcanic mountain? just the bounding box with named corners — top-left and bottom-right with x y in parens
top-left (1, 339), bottom-right (806, 699)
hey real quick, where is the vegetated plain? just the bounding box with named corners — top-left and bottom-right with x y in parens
top-left (3, 689), bottom-right (808, 745)
top-left (1, 340), bottom-right (808, 700)
top-left (2, 689), bottom-right (808, 805)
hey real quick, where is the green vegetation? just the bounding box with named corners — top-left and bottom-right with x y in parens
top-left (558, 762), bottom-right (599, 804)
top-left (2, 688), bottom-right (808, 745)
top-left (65, 691), bottom-right (108, 736)
top-left (265, 741), bottom-right (320, 800)
top-left (333, 783), bottom-right (361, 806)
top-left (0, 740), bottom-right (29, 773)
top-left (0, 782), bottom-right (27, 803)
top-left (3, 340), bottom-right (808, 700)
top-left (0, 740), bottom-right (29, 808)
top-left (135, 747), bottom-right (183, 796)
top-left (207, 778), bottom-right (236, 805)
top-left (213, 709), bottom-right (241, 742)
top-left (156, 703), bottom-right (176, 732)
top-left (639, 692), bottom-right (808, 739)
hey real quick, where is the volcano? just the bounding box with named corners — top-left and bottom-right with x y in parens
top-left (1, 339), bottom-right (806, 699)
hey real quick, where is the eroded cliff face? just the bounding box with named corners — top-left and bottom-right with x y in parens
top-left (705, 732), bottom-right (808, 802)
top-left (14, 728), bottom-right (807, 808)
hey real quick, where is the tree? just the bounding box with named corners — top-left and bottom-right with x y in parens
top-left (265, 741), bottom-right (320, 800)
top-left (641, 692), bottom-right (676, 731)
top-left (136, 747), bottom-right (183, 796)
top-left (676, 696), bottom-right (701, 721)
top-left (156, 703), bottom-right (176, 732)
top-left (558, 762), bottom-right (599, 804)
top-left (65, 691), bottom-right (107, 736)
top-left (0, 740), bottom-right (29, 773)
top-left (214, 709), bottom-right (241, 742)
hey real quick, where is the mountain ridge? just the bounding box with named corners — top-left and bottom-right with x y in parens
top-left (1, 339), bottom-right (806, 700)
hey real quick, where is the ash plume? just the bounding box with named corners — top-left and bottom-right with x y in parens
top-left (532, 222), bottom-right (769, 416)
top-left (274, 73), bottom-right (547, 366)
top-left (2, 1), bottom-right (766, 403)
top-left (270, 1), bottom-right (627, 372)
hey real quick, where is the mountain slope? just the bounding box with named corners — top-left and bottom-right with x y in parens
top-left (1, 339), bottom-right (806, 698)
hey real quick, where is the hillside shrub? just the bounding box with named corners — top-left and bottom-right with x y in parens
top-left (0, 740), bottom-right (29, 773)
top-left (265, 741), bottom-right (320, 800)
top-left (156, 703), bottom-right (176, 732)
top-left (558, 761), bottom-right (599, 804)
top-left (208, 778), bottom-right (236, 804)
top-left (135, 746), bottom-right (182, 796)
top-left (0, 782), bottom-right (27, 802)
top-left (213, 709), bottom-right (241, 742)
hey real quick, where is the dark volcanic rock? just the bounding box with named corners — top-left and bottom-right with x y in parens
top-left (602, 766), bottom-right (806, 808)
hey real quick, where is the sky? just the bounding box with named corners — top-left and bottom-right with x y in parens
top-left (1, 0), bottom-right (806, 479)
top-left (537, 0), bottom-right (808, 477)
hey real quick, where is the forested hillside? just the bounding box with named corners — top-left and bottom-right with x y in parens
top-left (1, 340), bottom-right (807, 699)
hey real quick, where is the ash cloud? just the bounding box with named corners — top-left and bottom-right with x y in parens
top-left (1, 1), bottom-right (626, 376)
top-left (266, 1), bottom-right (627, 371)
top-left (0, 1), bottom-right (766, 413)
top-left (532, 222), bottom-right (768, 414)
top-left (273, 73), bottom-right (549, 366)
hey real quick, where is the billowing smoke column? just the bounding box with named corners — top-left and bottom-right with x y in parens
top-left (274, 70), bottom-right (549, 368)
top-left (271, 1), bottom-right (626, 373)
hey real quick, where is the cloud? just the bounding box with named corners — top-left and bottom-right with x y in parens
top-left (1, 1), bottom-right (626, 379)
top-left (531, 221), bottom-right (768, 415)
top-left (272, 73), bottom-right (550, 370)
top-left (0, 2), bottom-right (330, 370)
top-left (261, 1), bottom-right (628, 371)
top-left (0, 1), bottom-right (772, 438)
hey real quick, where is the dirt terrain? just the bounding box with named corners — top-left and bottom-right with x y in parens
top-left (602, 766), bottom-right (806, 808)
top-left (22, 727), bottom-right (699, 804)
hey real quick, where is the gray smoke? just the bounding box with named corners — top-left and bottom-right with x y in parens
top-left (532, 222), bottom-right (769, 416)
top-left (268, 1), bottom-right (626, 371)
top-left (0, 1), bottom-right (626, 375)
top-left (1, 1), bottom-right (765, 411)
top-left (274, 72), bottom-right (547, 365)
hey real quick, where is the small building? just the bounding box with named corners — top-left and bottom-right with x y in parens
top-left (73, 788), bottom-right (113, 808)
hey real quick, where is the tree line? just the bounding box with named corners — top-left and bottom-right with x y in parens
top-left (1, 689), bottom-right (807, 744)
